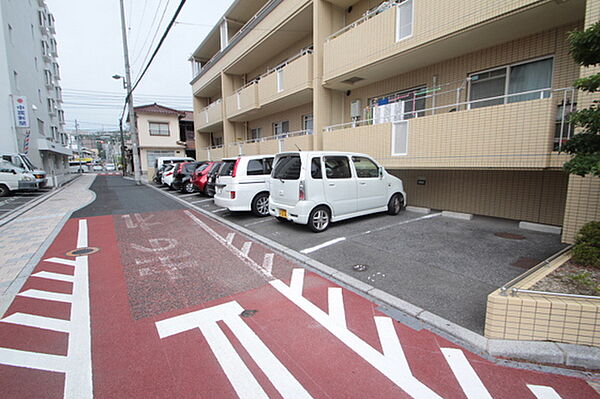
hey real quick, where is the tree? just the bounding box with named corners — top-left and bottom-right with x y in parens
top-left (562, 21), bottom-right (600, 177)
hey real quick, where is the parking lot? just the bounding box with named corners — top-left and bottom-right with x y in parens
top-left (156, 184), bottom-right (567, 334)
top-left (0, 187), bottom-right (52, 221)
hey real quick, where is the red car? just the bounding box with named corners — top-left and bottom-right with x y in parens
top-left (191, 161), bottom-right (219, 195)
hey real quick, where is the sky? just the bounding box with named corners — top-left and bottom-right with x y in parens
top-left (45, 0), bottom-right (234, 132)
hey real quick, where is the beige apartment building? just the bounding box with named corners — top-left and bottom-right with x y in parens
top-left (134, 103), bottom-right (193, 178)
top-left (189, 0), bottom-right (600, 243)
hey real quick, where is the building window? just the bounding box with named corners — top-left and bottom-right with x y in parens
top-left (250, 128), bottom-right (262, 140)
top-left (469, 57), bottom-right (553, 109)
top-left (44, 69), bottom-right (52, 85)
top-left (392, 121), bottom-right (408, 156)
top-left (273, 121), bottom-right (289, 136)
top-left (396, 0), bottom-right (413, 42)
top-left (148, 122), bottom-right (169, 136)
top-left (213, 136), bottom-right (223, 146)
top-left (51, 126), bottom-right (58, 141)
top-left (38, 10), bottom-right (46, 27)
top-left (302, 114), bottom-right (313, 133)
top-left (38, 118), bottom-right (45, 137)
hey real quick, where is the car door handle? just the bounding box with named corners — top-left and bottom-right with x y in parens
top-left (329, 183), bottom-right (335, 187)
top-left (359, 182), bottom-right (366, 185)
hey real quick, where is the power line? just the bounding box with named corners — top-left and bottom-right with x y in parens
top-left (132, 0), bottom-right (169, 71)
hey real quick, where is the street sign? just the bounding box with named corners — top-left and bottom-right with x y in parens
top-left (12, 96), bottom-right (30, 128)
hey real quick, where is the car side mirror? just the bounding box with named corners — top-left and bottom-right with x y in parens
top-left (379, 167), bottom-right (384, 179)
top-left (12, 170), bottom-right (17, 175)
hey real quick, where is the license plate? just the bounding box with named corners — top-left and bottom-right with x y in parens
top-left (279, 209), bottom-right (288, 218)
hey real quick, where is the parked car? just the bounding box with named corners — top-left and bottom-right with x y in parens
top-left (105, 163), bottom-right (116, 171)
top-left (173, 161), bottom-right (207, 193)
top-left (1, 153), bottom-right (47, 187)
top-left (92, 164), bottom-right (104, 172)
top-left (205, 162), bottom-right (223, 197)
top-left (0, 160), bottom-right (38, 197)
top-left (191, 161), bottom-right (220, 195)
top-left (161, 164), bottom-right (177, 187)
top-left (154, 156), bottom-right (195, 172)
top-left (214, 155), bottom-right (274, 216)
top-left (269, 151), bottom-right (406, 232)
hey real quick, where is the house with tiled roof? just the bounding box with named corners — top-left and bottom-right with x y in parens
top-left (133, 103), bottom-right (195, 177)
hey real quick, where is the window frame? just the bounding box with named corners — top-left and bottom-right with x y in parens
top-left (148, 121), bottom-right (170, 136)
top-left (391, 121), bottom-right (409, 156)
top-left (352, 156), bottom-right (380, 178)
top-left (467, 56), bottom-right (554, 110)
top-left (395, 0), bottom-right (414, 42)
top-left (324, 156), bottom-right (353, 180)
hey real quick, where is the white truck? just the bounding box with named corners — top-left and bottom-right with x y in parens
top-left (0, 160), bottom-right (39, 197)
top-left (0, 153), bottom-right (47, 187)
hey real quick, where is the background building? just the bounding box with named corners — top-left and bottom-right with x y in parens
top-left (133, 103), bottom-right (194, 178)
top-left (189, 0), bottom-right (599, 244)
top-left (0, 0), bottom-right (71, 186)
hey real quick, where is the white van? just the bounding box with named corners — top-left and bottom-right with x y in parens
top-left (214, 155), bottom-right (274, 216)
top-left (269, 151), bottom-right (406, 232)
top-left (1, 153), bottom-right (47, 187)
top-left (0, 160), bottom-right (39, 197)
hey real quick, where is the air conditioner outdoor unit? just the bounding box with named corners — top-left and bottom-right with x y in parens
top-left (350, 100), bottom-right (361, 118)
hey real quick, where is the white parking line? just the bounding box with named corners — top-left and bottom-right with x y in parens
top-left (300, 237), bottom-right (346, 254)
top-left (356, 213), bottom-right (442, 237)
top-left (179, 193), bottom-right (199, 198)
top-left (244, 219), bottom-right (272, 227)
top-left (190, 199), bottom-right (213, 204)
top-left (212, 208), bottom-right (227, 213)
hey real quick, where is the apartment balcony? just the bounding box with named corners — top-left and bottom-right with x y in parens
top-left (256, 51), bottom-right (313, 116)
top-left (225, 50), bottom-right (313, 122)
top-left (322, 0), bottom-right (584, 90)
top-left (196, 99), bottom-right (223, 132)
top-left (223, 130), bottom-right (314, 159)
top-left (323, 89), bottom-right (571, 170)
top-left (196, 145), bottom-right (224, 161)
top-left (226, 82), bottom-right (259, 121)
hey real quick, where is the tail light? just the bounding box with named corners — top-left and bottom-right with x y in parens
top-left (166, 171), bottom-right (173, 176)
top-left (230, 191), bottom-right (236, 199)
top-left (299, 180), bottom-right (305, 201)
top-left (232, 158), bottom-right (241, 177)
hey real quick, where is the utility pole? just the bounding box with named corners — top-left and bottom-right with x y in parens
top-left (118, 0), bottom-right (142, 185)
top-left (119, 119), bottom-right (126, 177)
top-left (75, 119), bottom-right (83, 173)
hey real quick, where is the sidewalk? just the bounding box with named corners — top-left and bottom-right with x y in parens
top-left (0, 174), bottom-right (96, 316)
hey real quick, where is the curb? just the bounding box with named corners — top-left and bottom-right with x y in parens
top-left (145, 182), bottom-right (600, 374)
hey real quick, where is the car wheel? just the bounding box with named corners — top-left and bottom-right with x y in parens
top-left (251, 192), bottom-right (269, 217)
top-left (308, 206), bottom-right (330, 233)
top-left (387, 193), bottom-right (404, 215)
top-left (183, 182), bottom-right (196, 194)
top-left (0, 184), bottom-right (9, 197)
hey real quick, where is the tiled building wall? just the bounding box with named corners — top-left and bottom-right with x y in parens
top-left (562, 176), bottom-right (600, 243)
top-left (246, 34), bottom-right (312, 83)
top-left (390, 169), bottom-right (568, 226)
top-left (342, 23), bottom-right (581, 123)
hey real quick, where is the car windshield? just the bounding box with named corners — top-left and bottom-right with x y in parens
top-left (0, 160), bottom-right (24, 173)
top-left (195, 163), bottom-right (209, 173)
top-left (272, 155), bottom-right (301, 180)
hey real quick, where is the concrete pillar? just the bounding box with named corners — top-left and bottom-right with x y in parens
top-left (312, 0), bottom-right (344, 150)
top-left (221, 73), bottom-right (237, 157)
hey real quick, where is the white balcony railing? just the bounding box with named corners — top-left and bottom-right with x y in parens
top-left (326, 1), bottom-right (401, 42)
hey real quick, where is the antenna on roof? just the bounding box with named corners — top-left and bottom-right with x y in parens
top-left (295, 144), bottom-right (302, 151)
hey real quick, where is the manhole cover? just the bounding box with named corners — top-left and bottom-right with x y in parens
top-left (512, 257), bottom-right (541, 269)
top-left (494, 232), bottom-right (526, 240)
top-left (65, 247), bottom-right (100, 257)
top-left (240, 309), bottom-right (257, 318)
top-left (352, 264), bottom-right (369, 272)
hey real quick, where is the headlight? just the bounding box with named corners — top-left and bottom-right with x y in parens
top-left (22, 176), bottom-right (34, 181)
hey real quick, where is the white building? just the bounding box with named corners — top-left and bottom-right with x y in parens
top-left (0, 0), bottom-right (71, 186)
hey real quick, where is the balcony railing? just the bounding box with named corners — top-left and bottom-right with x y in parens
top-left (323, 87), bottom-right (575, 169)
top-left (226, 129), bottom-right (313, 157)
top-left (198, 99), bottom-right (223, 129)
top-left (326, 1), bottom-right (400, 42)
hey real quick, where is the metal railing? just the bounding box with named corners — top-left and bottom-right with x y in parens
top-left (326, 1), bottom-right (402, 42)
top-left (324, 86), bottom-right (575, 136)
top-left (199, 98), bottom-right (222, 114)
top-left (499, 245), bottom-right (572, 297)
top-left (226, 129), bottom-right (313, 156)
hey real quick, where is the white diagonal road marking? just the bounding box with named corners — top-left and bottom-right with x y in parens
top-left (441, 347), bottom-right (492, 399)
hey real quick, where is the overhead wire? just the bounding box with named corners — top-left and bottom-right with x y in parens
top-left (131, 0), bottom-right (170, 71)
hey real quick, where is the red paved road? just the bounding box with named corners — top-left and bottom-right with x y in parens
top-left (0, 207), bottom-right (597, 398)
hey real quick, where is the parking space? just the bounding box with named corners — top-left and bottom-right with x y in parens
top-left (156, 184), bottom-right (567, 334)
top-left (0, 188), bottom-right (52, 220)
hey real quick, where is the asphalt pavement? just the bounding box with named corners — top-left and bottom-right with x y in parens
top-left (153, 182), bottom-right (567, 334)
top-left (0, 188), bottom-right (52, 221)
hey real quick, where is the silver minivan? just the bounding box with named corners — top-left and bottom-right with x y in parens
top-left (269, 151), bottom-right (406, 232)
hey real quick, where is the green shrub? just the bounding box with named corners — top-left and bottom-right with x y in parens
top-left (572, 221), bottom-right (600, 267)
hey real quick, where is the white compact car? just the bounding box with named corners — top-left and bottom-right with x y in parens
top-left (269, 151), bottom-right (406, 232)
top-left (214, 155), bottom-right (274, 216)
top-left (0, 160), bottom-right (38, 197)
top-left (161, 164), bottom-right (177, 188)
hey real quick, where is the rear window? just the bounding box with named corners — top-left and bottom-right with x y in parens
top-left (220, 160), bottom-right (235, 176)
top-left (195, 163), bottom-right (209, 173)
top-left (311, 157), bottom-right (322, 179)
top-left (247, 159), bottom-right (265, 176)
top-left (184, 163), bottom-right (197, 173)
top-left (272, 155), bottom-right (301, 180)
